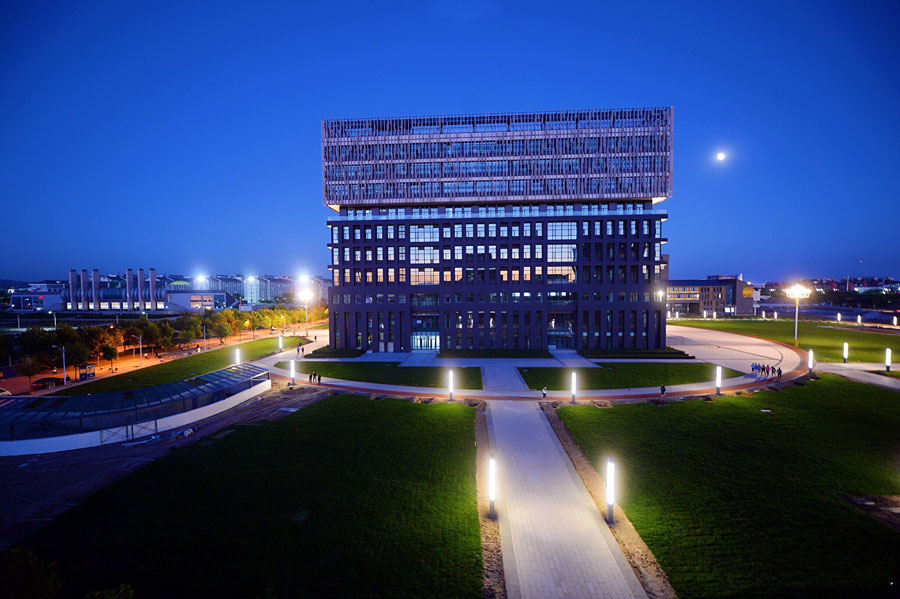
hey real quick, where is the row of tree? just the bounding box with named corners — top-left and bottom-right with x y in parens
top-left (0, 305), bottom-right (328, 384)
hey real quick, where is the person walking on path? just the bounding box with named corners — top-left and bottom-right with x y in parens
top-left (777, 367), bottom-right (783, 380)
top-left (297, 345), bottom-right (300, 356)
top-left (542, 386), bottom-right (548, 400)
top-left (660, 384), bottom-right (666, 398)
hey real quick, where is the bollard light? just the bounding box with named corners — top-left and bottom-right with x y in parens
top-left (857, 315), bottom-right (862, 326)
top-left (713, 311), bottom-right (717, 320)
top-left (843, 342), bottom-right (848, 363)
top-left (667, 310), bottom-right (671, 319)
top-left (837, 312), bottom-right (842, 322)
top-left (703, 310), bottom-right (707, 319)
top-left (762, 310), bottom-right (766, 319)
top-left (894, 316), bottom-right (898, 327)
top-left (774, 311), bottom-right (778, 320)
top-left (715, 365), bottom-right (722, 395)
top-left (488, 456), bottom-right (497, 518)
top-left (290, 359), bottom-right (295, 386)
top-left (675, 311), bottom-right (679, 320)
top-left (606, 459), bottom-right (616, 524)
top-left (887, 348), bottom-right (892, 373)
top-left (449, 370), bottom-right (454, 401)
top-left (571, 371), bottom-right (577, 404)
top-left (235, 348), bottom-right (240, 365)
top-left (808, 349), bottom-right (814, 376)
top-left (278, 336), bottom-right (283, 350)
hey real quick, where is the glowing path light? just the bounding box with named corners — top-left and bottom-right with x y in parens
top-left (278, 335), bottom-right (283, 350)
top-left (606, 459), bottom-right (616, 524)
top-left (448, 370), bottom-right (454, 401)
top-left (773, 311), bottom-right (778, 320)
top-left (887, 348), bottom-right (892, 373)
top-left (235, 348), bottom-right (240, 365)
top-left (715, 365), bottom-right (722, 395)
top-left (762, 310), bottom-right (766, 319)
top-left (808, 350), bottom-right (814, 376)
top-left (488, 456), bottom-right (497, 519)
top-left (894, 316), bottom-right (898, 327)
top-left (843, 342), bottom-right (849, 364)
top-left (290, 359), bottom-right (295, 386)
top-left (713, 311), bottom-right (717, 320)
top-left (571, 371), bottom-right (577, 404)
top-left (836, 312), bottom-right (842, 322)
top-left (703, 310), bottom-right (708, 319)
top-left (857, 315), bottom-right (862, 326)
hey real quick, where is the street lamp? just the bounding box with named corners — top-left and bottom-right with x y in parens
top-left (715, 365), bottom-right (722, 395)
top-left (300, 289), bottom-right (314, 336)
top-left (49, 311), bottom-right (56, 329)
top-left (130, 334), bottom-right (143, 367)
top-left (605, 458), bottom-right (615, 524)
top-left (843, 342), bottom-right (848, 364)
top-left (448, 370), bottom-right (454, 401)
top-left (570, 371), bottom-right (577, 404)
top-left (784, 284), bottom-right (811, 347)
top-left (51, 345), bottom-right (67, 386)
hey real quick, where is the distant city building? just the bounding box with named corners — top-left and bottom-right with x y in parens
top-left (667, 274), bottom-right (754, 315)
top-left (324, 108), bottom-right (673, 351)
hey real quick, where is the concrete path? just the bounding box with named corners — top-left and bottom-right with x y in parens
top-left (551, 349), bottom-right (601, 368)
top-left (817, 363), bottom-right (900, 392)
top-left (488, 400), bottom-right (646, 599)
top-left (667, 324), bottom-right (801, 374)
top-left (481, 366), bottom-right (530, 391)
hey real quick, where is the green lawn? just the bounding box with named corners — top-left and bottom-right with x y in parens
top-left (673, 319), bottom-right (899, 363)
top-left (558, 375), bottom-right (900, 598)
top-left (56, 336), bottom-right (307, 396)
top-left (276, 360), bottom-right (483, 390)
top-left (24, 395), bottom-right (482, 599)
top-left (518, 363), bottom-right (743, 390)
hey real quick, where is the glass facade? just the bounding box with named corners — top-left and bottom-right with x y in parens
top-left (324, 109), bottom-right (672, 352)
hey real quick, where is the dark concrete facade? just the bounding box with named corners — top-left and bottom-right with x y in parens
top-left (322, 109), bottom-right (673, 352)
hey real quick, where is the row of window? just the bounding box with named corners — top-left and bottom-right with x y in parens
top-left (326, 176), bottom-right (666, 200)
top-left (323, 136), bottom-right (669, 162)
top-left (330, 291), bottom-right (665, 305)
top-left (331, 264), bottom-right (664, 286)
top-left (325, 157), bottom-right (669, 180)
top-left (331, 242), bottom-right (662, 266)
top-left (330, 219), bottom-right (662, 243)
top-left (342, 202), bottom-right (653, 219)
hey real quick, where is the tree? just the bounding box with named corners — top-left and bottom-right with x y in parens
top-left (156, 320), bottom-right (175, 355)
top-left (16, 356), bottom-right (44, 386)
top-left (214, 322), bottom-right (232, 343)
top-left (0, 547), bottom-right (62, 599)
top-left (100, 344), bottom-right (117, 371)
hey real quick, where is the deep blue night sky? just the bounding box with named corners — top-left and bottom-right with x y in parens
top-left (1, 0), bottom-right (898, 284)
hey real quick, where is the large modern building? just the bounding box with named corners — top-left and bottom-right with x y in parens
top-left (323, 108), bottom-right (673, 352)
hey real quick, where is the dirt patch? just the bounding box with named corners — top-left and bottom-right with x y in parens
top-left (541, 404), bottom-right (678, 599)
top-left (845, 495), bottom-right (900, 533)
top-left (475, 402), bottom-right (507, 599)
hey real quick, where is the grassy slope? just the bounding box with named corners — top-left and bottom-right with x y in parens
top-left (673, 319), bottom-right (899, 363)
top-left (518, 363), bottom-right (743, 390)
top-left (276, 360), bottom-right (483, 390)
top-left (558, 375), bottom-right (900, 598)
top-left (25, 395), bottom-right (482, 599)
top-left (55, 336), bottom-right (306, 396)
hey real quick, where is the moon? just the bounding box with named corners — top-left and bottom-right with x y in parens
top-left (716, 152), bottom-right (726, 161)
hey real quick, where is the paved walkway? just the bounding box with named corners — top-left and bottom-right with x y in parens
top-left (666, 324), bottom-right (800, 374)
top-left (482, 366), bottom-right (530, 391)
top-left (817, 362), bottom-right (900, 392)
top-left (488, 400), bottom-right (646, 599)
top-left (550, 349), bottom-right (601, 368)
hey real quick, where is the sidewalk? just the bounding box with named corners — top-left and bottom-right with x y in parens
top-left (487, 400), bottom-right (646, 599)
top-left (816, 363), bottom-right (900, 392)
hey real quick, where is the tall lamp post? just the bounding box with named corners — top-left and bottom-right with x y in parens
top-left (300, 290), bottom-right (313, 336)
top-left (784, 284), bottom-right (811, 347)
top-left (49, 311), bottom-right (57, 329)
top-left (130, 334), bottom-right (143, 367)
top-left (51, 344), bottom-right (67, 386)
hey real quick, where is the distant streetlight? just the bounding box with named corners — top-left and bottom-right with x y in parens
top-left (488, 455), bottom-right (497, 519)
top-left (784, 284), bottom-right (811, 347)
top-left (887, 348), bottom-right (892, 373)
top-left (51, 345), bottom-right (67, 386)
top-left (715, 365), bottom-right (722, 395)
top-left (716, 151), bottom-right (726, 161)
top-left (843, 342), bottom-right (849, 364)
top-left (571, 371), bottom-right (577, 404)
top-left (130, 334), bottom-right (143, 367)
top-left (49, 311), bottom-right (57, 329)
top-left (808, 350), bottom-right (814, 376)
top-left (448, 370), bottom-right (454, 401)
top-left (605, 459), bottom-right (616, 524)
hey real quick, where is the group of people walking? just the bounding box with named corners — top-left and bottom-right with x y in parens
top-left (308, 371), bottom-right (321, 384)
top-left (752, 363), bottom-right (782, 380)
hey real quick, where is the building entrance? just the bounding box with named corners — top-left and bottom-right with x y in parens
top-left (411, 333), bottom-right (440, 350)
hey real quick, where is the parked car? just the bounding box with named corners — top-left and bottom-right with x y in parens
top-left (31, 377), bottom-right (69, 390)
top-left (0, 387), bottom-right (11, 396)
